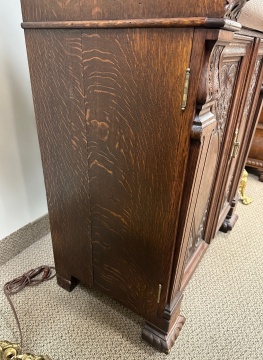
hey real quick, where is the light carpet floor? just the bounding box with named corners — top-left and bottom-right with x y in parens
top-left (0, 172), bottom-right (262, 360)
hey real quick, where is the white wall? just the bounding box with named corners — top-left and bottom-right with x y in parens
top-left (0, 2), bottom-right (48, 239)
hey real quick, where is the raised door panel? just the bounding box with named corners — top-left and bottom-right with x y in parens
top-left (203, 33), bottom-right (255, 241)
top-left (185, 35), bottom-right (250, 261)
top-left (82, 28), bottom-right (193, 321)
top-left (168, 32), bottom-right (256, 300)
top-left (218, 39), bottom-right (263, 230)
top-left (185, 54), bottom-right (242, 263)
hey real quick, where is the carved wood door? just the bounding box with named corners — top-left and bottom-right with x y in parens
top-left (82, 28), bottom-right (193, 322)
top-left (218, 39), bottom-right (263, 230)
top-left (203, 33), bottom-right (260, 241)
top-left (185, 33), bottom-right (254, 263)
top-left (169, 31), bottom-right (257, 303)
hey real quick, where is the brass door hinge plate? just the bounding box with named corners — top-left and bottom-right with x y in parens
top-left (157, 284), bottom-right (162, 303)
top-left (230, 128), bottom-right (240, 159)
top-left (182, 68), bottom-right (190, 111)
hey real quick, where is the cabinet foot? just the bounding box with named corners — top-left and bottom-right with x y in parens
top-left (56, 273), bottom-right (79, 292)
top-left (219, 196), bottom-right (238, 233)
top-left (259, 170), bottom-right (263, 182)
top-left (219, 213), bottom-right (238, 233)
top-left (142, 315), bottom-right (186, 354)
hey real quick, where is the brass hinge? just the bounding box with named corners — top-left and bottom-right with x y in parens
top-left (181, 68), bottom-right (190, 111)
top-left (230, 128), bottom-right (240, 159)
top-left (157, 284), bottom-right (162, 303)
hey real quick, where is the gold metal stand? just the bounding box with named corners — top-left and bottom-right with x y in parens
top-left (0, 341), bottom-right (51, 360)
top-left (239, 169), bottom-right (253, 205)
top-left (0, 341), bottom-right (50, 360)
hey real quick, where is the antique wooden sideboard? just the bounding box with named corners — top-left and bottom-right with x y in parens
top-left (20, 0), bottom-right (263, 353)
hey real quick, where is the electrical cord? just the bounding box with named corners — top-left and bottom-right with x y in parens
top-left (3, 265), bottom-right (56, 348)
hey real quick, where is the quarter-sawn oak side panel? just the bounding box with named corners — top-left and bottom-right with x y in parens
top-left (24, 29), bottom-right (93, 286)
top-left (82, 28), bottom-right (193, 321)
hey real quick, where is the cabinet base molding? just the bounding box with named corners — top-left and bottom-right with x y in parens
top-left (142, 315), bottom-right (186, 354)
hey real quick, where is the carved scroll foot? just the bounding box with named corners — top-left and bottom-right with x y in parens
top-left (142, 315), bottom-right (186, 354)
top-left (56, 273), bottom-right (78, 292)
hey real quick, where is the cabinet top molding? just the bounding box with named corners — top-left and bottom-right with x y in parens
top-left (20, 0), bottom-right (249, 24)
top-left (21, 18), bottom-right (241, 31)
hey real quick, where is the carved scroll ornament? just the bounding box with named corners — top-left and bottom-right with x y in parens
top-left (225, 0), bottom-right (250, 21)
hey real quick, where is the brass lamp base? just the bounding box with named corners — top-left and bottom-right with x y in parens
top-left (239, 169), bottom-right (253, 205)
top-left (0, 341), bottom-right (51, 360)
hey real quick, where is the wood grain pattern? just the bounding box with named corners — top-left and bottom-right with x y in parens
top-left (81, 28), bottom-right (193, 321)
top-left (20, 0), bottom-right (263, 352)
top-left (20, 0), bottom-right (227, 22)
top-left (24, 29), bottom-right (93, 287)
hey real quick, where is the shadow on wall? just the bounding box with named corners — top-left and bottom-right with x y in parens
top-left (0, 3), bottom-right (47, 239)
top-left (3, 49), bottom-right (46, 210)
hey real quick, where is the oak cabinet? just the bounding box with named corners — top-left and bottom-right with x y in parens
top-left (20, 0), bottom-right (263, 353)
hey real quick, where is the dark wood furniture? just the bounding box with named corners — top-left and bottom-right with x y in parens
top-left (246, 86), bottom-right (263, 181)
top-left (20, 0), bottom-right (263, 353)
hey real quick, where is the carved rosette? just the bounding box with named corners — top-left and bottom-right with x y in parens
top-left (225, 0), bottom-right (250, 21)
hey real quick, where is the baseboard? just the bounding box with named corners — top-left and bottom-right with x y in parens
top-left (0, 214), bottom-right (50, 266)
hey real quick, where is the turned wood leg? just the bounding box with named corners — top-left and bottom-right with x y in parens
top-left (56, 273), bottom-right (79, 292)
top-left (258, 170), bottom-right (263, 182)
top-left (219, 196), bottom-right (238, 233)
top-left (142, 315), bottom-right (186, 354)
